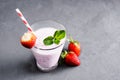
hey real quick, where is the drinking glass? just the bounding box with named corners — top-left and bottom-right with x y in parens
top-left (31, 20), bottom-right (66, 71)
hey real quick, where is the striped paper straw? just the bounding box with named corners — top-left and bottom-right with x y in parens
top-left (16, 8), bottom-right (32, 31)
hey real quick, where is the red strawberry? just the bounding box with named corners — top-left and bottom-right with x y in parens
top-left (68, 37), bottom-right (81, 56)
top-left (20, 32), bottom-right (37, 49)
top-left (65, 51), bottom-right (80, 66)
top-left (61, 51), bottom-right (80, 66)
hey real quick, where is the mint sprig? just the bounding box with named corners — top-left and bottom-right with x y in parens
top-left (43, 30), bottom-right (66, 45)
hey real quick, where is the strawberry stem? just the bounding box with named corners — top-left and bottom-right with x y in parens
top-left (69, 36), bottom-right (74, 42)
top-left (61, 50), bottom-right (68, 59)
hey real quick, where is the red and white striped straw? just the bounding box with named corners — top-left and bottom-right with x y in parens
top-left (16, 8), bottom-right (32, 32)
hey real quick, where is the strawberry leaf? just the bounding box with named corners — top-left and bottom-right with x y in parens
top-left (61, 50), bottom-right (68, 59)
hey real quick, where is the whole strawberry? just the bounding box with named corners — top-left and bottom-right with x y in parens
top-left (61, 51), bottom-right (80, 66)
top-left (68, 37), bottom-right (81, 56)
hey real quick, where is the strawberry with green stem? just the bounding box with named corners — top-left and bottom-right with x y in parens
top-left (68, 37), bottom-right (81, 56)
top-left (61, 51), bottom-right (80, 66)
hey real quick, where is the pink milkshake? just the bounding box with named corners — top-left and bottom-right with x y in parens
top-left (31, 21), bottom-right (66, 71)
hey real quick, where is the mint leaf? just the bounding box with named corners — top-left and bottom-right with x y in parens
top-left (54, 39), bottom-right (60, 44)
top-left (54, 30), bottom-right (65, 40)
top-left (54, 30), bottom-right (60, 38)
top-left (43, 36), bottom-right (54, 45)
top-left (43, 30), bottom-right (66, 45)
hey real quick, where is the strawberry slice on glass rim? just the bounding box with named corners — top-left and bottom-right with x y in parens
top-left (20, 32), bottom-right (37, 49)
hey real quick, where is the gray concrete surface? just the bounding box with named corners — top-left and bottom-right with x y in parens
top-left (0, 0), bottom-right (120, 80)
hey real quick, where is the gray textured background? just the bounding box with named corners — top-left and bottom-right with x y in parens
top-left (0, 0), bottom-right (120, 80)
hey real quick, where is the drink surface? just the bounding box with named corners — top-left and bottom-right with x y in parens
top-left (34, 27), bottom-right (65, 50)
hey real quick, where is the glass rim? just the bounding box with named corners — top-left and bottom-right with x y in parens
top-left (31, 20), bottom-right (66, 30)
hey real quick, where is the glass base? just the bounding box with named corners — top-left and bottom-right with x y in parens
top-left (36, 62), bottom-right (58, 72)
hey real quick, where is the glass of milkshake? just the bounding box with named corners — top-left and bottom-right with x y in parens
top-left (31, 20), bottom-right (66, 71)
